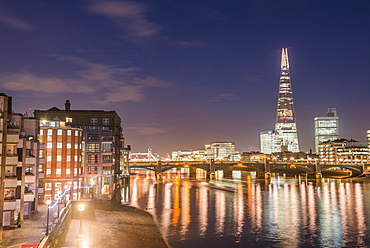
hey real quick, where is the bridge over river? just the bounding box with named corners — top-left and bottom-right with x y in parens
top-left (128, 160), bottom-right (368, 180)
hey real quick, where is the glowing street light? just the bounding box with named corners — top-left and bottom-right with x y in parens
top-left (76, 203), bottom-right (86, 248)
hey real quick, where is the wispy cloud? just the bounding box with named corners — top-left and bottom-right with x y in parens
top-left (0, 6), bottom-right (33, 30)
top-left (207, 93), bottom-right (235, 102)
top-left (170, 40), bottom-right (208, 48)
top-left (0, 56), bottom-right (170, 103)
top-left (127, 124), bottom-right (172, 136)
top-left (86, 0), bottom-right (162, 41)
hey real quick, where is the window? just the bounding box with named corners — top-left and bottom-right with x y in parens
top-left (67, 143), bottom-right (71, 149)
top-left (87, 132), bottom-right (99, 141)
top-left (47, 129), bottom-right (52, 135)
top-left (57, 142), bottom-right (62, 148)
top-left (66, 168), bottom-right (71, 175)
top-left (102, 166), bottom-right (112, 175)
top-left (45, 183), bottom-right (52, 190)
top-left (47, 143), bottom-right (52, 148)
top-left (40, 129), bottom-right (44, 135)
top-left (57, 129), bottom-right (62, 136)
top-left (75, 130), bottom-right (79, 136)
top-left (57, 155), bottom-right (62, 162)
top-left (74, 143), bottom-right (78, 149)
top-left (87, 143), bottom-right (99, 152)
top-left (46, 168), bottom-right (51, 175)
top-left (56, 168), bottom-right (61, 175)
top-left (91, 118), bottom-right (98, 125)
top-left (47, 155), bottom-right (52, 162)
top-left (103, 118), bottom-right (109, 125)
top-left (74, 155), bottom-right (78, 162)
top-left (102, 155), bottom-right (113, 163)
top-left (66, 117), bottom-right (72, 123)
top-left (102, 143), bottom-right (111, 152)
top-left (87, 155), bottom-right (99, 164)
top-left (67, 130), bottom-right (72, 136)
top-left (66, 155), bottom-right (71, 162)
top-left (102, 132), bottom-right (113, 141)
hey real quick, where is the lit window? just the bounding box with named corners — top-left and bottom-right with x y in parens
top-left (47, 129), bottom-right (52, 135)
top-left (66, 168), bottom-right (71, 175)
top-left (66, 155), bottom-right (71, 162)
top-left (57, 129), bottom-right (62, 136)
top-left (67, 143), bottom-right (71, 149)
top-left (57, 142), bottom-right (62, 149)
top-left (46, 168), bottom-right (51, 175)
top-left (74, 143), bottom-right (78, 149)
top-left (56, 168), bottom-right (61, 175)
top-left (74, 155), bottom-right (78, 162)
top-left (75, 130), bottom-right (79, 136)
top-left (91, 118), bottom-right (98, 125)
top-left (57, 155), bottom-right (62, 162)
top-left (47, 143), bottom-right (52, 148)
top-left (67, 130), bottom-right (72, 136)
top-left (40, 129), bottom-right (44, 135)
top-left (66, 117), bottom-right (72, 123)
top-left (47, 155), bottom-right (52, 162)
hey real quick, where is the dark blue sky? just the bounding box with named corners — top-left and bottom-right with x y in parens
top-left (1, 0), bottom-right (369, 156)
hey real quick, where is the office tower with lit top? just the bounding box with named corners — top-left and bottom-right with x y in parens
top-left (260, 48), bottom-right (300, 153)
top-left (314, 108), bottom-right (339, 152)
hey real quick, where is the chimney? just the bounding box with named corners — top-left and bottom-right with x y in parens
top-left (65, 100), bottom-right (71, 111)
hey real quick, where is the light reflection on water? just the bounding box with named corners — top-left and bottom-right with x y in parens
top-left (123, 173), bottom-right (370, 248)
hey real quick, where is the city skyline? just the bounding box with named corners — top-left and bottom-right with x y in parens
top-left (0, 1), bottom-right (370, 156)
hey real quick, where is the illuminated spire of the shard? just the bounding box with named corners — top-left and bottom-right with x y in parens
top-left (274, 48), bottom-right (299, 152)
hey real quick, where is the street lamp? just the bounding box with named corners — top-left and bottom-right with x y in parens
top-left (45, 199), bottom-right (51, 235)
top-left (76, 203), bottom-right (85, 248)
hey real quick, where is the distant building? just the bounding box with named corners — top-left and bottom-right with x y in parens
top-left (0, 93), bottom-right (43, 231)
top-left (171, 141), bottom-right (240, 161)
top-left (260, 48), bottom-right (300, 154)
top-left (367, 129), bottom-right (370, 161)
top-left (314, 108), bottom-right (339, 152)
top-left (35, 100), bottom-right (124, 195)
top-left (38, 119), bottom-right (84, 202)
top-left (260, 130), bottom-right (280, 154)
top-left (318, 138), bottom-right (368, 164)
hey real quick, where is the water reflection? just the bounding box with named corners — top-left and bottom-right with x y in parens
top-left (125, 174), bottom-right (370, 247)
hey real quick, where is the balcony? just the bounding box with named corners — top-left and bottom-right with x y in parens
top-left (25, 174), bottom-right (36, 183)
top-left (24, 193), bottom-right (34, 202)
top-left (6, 133), bottom-right (19, 143)
top-left (3, 201), bottom-right (16, 211)
top-left (6, 156), bottom-right (18, 165)
top-left (4, 178), bottom-right (17, 187)
top-left (25, 157), bottom-right (36, 165)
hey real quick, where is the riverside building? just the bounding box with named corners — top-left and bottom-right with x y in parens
top-left (0, 93), bottom-right (43, 237)
top-left (38, 120), bottom-right (83, 202)
top-left (35, 100), bottom-right (124, 196)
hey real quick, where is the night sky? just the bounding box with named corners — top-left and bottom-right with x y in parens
top-left (1, 0), bottom-right (370, 157)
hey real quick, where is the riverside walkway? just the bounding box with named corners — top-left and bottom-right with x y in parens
top-left (0, 203), bottom-right (167, 248)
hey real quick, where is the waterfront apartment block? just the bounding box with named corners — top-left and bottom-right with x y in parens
top-left (0, 93), bottom-right (43, 232)
top-left (38, 119), bottom-right (83, 203)
top-left (314, 108), bottom-right (339, 152)
top-left (34, 100), bottom-right (124, 195)
top-left (318, 138), bottom-right (368, 164)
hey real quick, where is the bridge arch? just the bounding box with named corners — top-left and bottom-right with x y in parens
top-left (320, 165), bottom-right (362, 173)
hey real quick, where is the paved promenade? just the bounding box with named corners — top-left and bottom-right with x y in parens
top-left (0, 204), bottom-right (167, 248)
top-left (0, 205), bottom-right (48, 248)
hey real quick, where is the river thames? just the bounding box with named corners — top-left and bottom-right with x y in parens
top-left (121, 171), bottom-right (370, 248)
